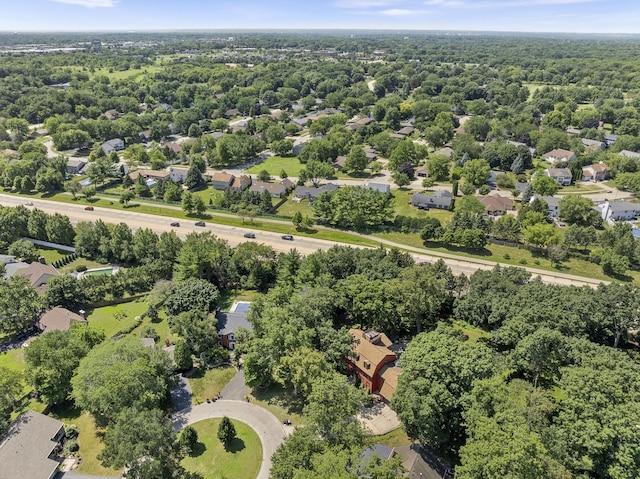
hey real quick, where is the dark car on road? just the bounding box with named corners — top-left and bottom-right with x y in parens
top-left (243, 232), bottom-right (256, 239)
top-left (84, 206), bottom-right (94, 211)
top-left (170, 221), bottom-right (180, 227)
top-left (195, 221), bottom-right (205, 227)
top-left (281, 235), bottom-right (294, 241)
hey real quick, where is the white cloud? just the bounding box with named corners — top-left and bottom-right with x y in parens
top-left (51, 0), bottom-right (118, 7)
top-left (335, 0), bottom-right (402, 6)
top-left (380, 8), bottom-right (419, 14)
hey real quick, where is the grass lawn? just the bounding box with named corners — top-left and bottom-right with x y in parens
top-left (246, 156), bottom-right (304, 177)
top-left (273, 198), bottom-right (313, 218)
top-left (86, 300), bottom-right (149, 338)
top-left (59, 257), bottom-right (108, 275)
top-left (191, 188), bottom-right (225, 208)
top-left (0, 347), bottom-right (27, 374)
top-left (188, 366), bottom-right (237, 405)
top-left (560, 183), bottom-right (601, 194)
top-left (249, 384), bottom-right (305, 426)
top-left (49, 404), bottom-right (120, 477)
top-left (217, 289), bottom-right (261, 312)
top-left (374, 428), bottom-right (412, 447)
top-left (38, 248), bottom-right (68, 265)
top-left (451, 320), bottom-right (490, 343)
top-left (391, 189), bottom-right (454, 223)
top-left (181, 418), bottom-right (262, 479)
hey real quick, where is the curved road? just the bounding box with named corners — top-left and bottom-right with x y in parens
top-left (0, 194), bottom-right (607, 287)
top-left (172, 400), bottom-right (288, 479)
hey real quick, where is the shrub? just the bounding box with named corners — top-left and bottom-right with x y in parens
top-left (140, 325), bottom-right (159, 343)
top-left (76, 264), bottom-right (87, 273)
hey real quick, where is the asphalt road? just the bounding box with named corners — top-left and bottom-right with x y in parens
top-left (0, 193), bottom-right (606, 287)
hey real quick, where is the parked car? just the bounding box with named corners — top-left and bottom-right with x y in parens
top-left (24, 201), bottom-right (34, 206)
top-left (170, 221), bottom-right (180, 227)
top-left (84, 206), bottom-right (94, 211)
top-left (243, 232), bottom-right (256, 239)
top-left (281, 235), bottom-right (294, 241)
top-left (195, 221), bottom-right (205, 227)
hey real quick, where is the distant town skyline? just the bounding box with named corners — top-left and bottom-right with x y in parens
top-left (1, 0), bottom-right (639, 34)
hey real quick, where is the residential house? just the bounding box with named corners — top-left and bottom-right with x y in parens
top-left (101, 138), bottom-right (125, 155)
top-left (506, 140), bottom-right (537, 157)
top-left (566, 128), bottom-right (581, 136)
top-left (543, 168), bottom-right (573, 186)
top-left (345, 117), bottom-right (373, 132)
top-left (37, 307), bottom-right (86, 333)
top-left (604, 133), bottom-right (618, 146)
top-left (360, 444), bottom-right (449, 479)
top-left (138, 130), bottom-right (152, 143)
top-left (389, 133), bottom-right (404, 139)
top-left (15, 262), bottom-right (59, 293)
top-left (103, 109), bottom-right (120, 120)
top-left (396, 126), bottom-right (415, 137)
top-left (166, 166), bottom-right (191, 183)
top-left (129, 169), bottom-right (171, 187)
top-left (411, 190), bottom-right (454, 210)
top-left (250, 180), bottom-right (288, 198)
top-left (156, 103), bottom-right (174, 113)
top-left (211, 172), bottom-right (235, 190)
top-left (366, 183), bottom-right (391, 194)
top-left (31, 128), bottom-right (48, 138)
top-left (346, 329), bottom-right (401, 402)
top-left (293, 183), bottom-right (339, 201)
top-left (433, 146), bottom-right (455, 158)
top-left (66, 158), bottom-right (87, 175)
top-left (364, 148), bottom-right (378, 162)
top-left (230, 175), bottom-right (252, 192)
top-left (292, 136), bottom-right (311, 156)
top-left (1, 254), bottom-right (28, 280)
top-left (0, 410), bottom-right (65, 479)
top-left (619, 149), bottom-right (640, 159)
top-left (162, 141), bottom-right (183, 156)
top-left (581, 163), bottom-right (610, 182)
top-left (515, 181), bottom-right (531, 195)
top-left (530, 195), bottom-right (561, 218)
top-left (581, 138), bottom-right (606, 151)
top-left (215, 310), bottom-right (253, 350)
top-left (333, 156), bottom-right (347, 170)
top-left (477, 194), bottom-right (514, 216)
top-left (542, 148), bottom-right (577, 164)
top-left (599, 200), bottom-right (640, 222)
top-left (224, 108), bottom-right (240, 118)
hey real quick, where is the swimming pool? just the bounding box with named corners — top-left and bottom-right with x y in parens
top-left (230, 301), bottom-right (251, 313)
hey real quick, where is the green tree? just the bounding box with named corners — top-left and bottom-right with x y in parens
top-left (344, 146), bottom-right (368, 174)
top-left (43, 274), bottom-right (86, 309)
top-left (119, 189), bottom-right (134, 206)
top-left (67, 179), bottom-right (82, 199)
top-left (0, 276), bottom-right (42, 335)
top-left (559, 195), bottom-right (602, 227)
top-left (426, 154), bottom-right (451, 181)
top-left (217, 416), bottom-right (237, 450)
top-left (532, 174), bottom-right (560, 196)
top-left (164, 278), bottom-right (220, 317)
top-left (177, 425), bottom-right (199, 456)
top-left (393, 172), bottom-right (410, 188)
top-left (462, 159), bottom-right (490, 187)
top-left (173, 339), bottom-right (193, 371)
top-left (182, 191), bottom-right (195, 214)
top-left (292, 211), bottom-right (303, 229)
top-left (184, 165), bottom-right (205, 190)
top-left (300, 160), bottom-right (334, 187)
top-left (512, 328), bottom-right (567, 387)
top-left (174, 232), bottom-right (233, 287)
top-left (8, 239), bottom-right (38, 262)
top-left (0, 367), bottom-right (23, 436)
top-left (523, 223), bottom-right (560, 248)
top-left (71, 337), bottom-right (174, 423)
top-left (45, 213), bottom-right (75, 246)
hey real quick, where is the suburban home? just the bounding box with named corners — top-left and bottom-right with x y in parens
top-left (360, 444), bottom-right (448, 479)
top-left (604, 133), bottom-right (618, 146)
top-left (543, 168), bottom-right (573, 186)
top-left (530, 195), bottom-right (561, 218)
top-left (542, 148), bottom-right (577, 164)
top-left (66, 158), bottom-right (87, 175)
top-left (333, 156), bottom-right (347, 170)
top-left (292, 136), bottom-right (311, 156)
top-left (364, 148), bottom-right (378, 162)
top-left (156, 103), bottom-right (174, 113)
top-left (224, 108), bottom-right (240, 118)
top-left (211, 172), bottom-right (235, 190)
top-left (230, 175), bottom-right (252, 192)
top-left (0, 410), bottom-right (65, 479)
top-left (346, 117), bottom-right (373, 132)
top-left (250, 180), bottom-right (288, 198)
top-left (411, 190), bottom-right (454, 210)
top-left (215, 310), bottom-right (252, 350)
top-left (31, 128), bottom-right (48, 138)
top-left (389, 133), bottom-right (404, 139)
top-left (103, 109), bottom-right (120, 120)
top-left (346, 329), bottom-right (401, 403)
top-left (396, 126), bottom-right (415, 137)
top-left (433, 146), bottom-right (455, 158)
top-left (506, 140), bottom-right (537, 157)
top-left (599, 200), bottom-right (640, 222)
top-left (478, 194), bottom-right (514, 216)
top-left (162, 141), bottom-right (183, 156)
top-left (366, 183), bottom-right (391, 194)
top-left (37, 307), bottom-right (86, 333)
top-left (566, 128), bottom-right (581, 136)
top-left (15, 262), bottom-right (59, 293)
top-left (293, 183), bottom-right (339, 201)
top-left (581, 163), bottom-right (610, 182)
top-left (581, 138), bottom-right (606, 151)
top-left (166, 166), bottom-right (191, 183)
top-left (101, 138), bottom-right (125, 155)
top-left (619, 149), bottom-right (640, 159)
top-left (129, 169), bottom-right (171, 186)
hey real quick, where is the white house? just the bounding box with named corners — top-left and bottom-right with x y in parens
top-left (101, 138), bottom-right (125, 155)
top-left (166, 166), bottom-right (191, 183)
top-left (530, 195), bottom-right (561, 218)
top-left (581, 163), bottom-right (610, 182)
top-left (543, 168), bottom-right (573, 186)
top-left (599, 201), bottom-right (640, 222)
top-left (542, 148), bottom-right (576, 165)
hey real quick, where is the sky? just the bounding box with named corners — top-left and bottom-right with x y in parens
top-left (1, 0), bottom-right (640, 34)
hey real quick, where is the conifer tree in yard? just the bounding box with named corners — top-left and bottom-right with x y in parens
top-left (217, 416), bottom-right (236, 449)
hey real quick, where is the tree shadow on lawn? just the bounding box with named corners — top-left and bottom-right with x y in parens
top-left (252, 383), bottom-right (305, 417)
top-left (423, 241), bottom-right (492, 258)
top-left (191, 441), bottom-right (206, 458)
top-left (226, 437), bottom-right (246, 454)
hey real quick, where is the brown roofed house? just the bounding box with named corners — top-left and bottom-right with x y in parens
top-left (37, 307), bottom-right (86, 333)
top-left (15, 262), bottom-right (59, 293)
top-left (477, 194), bottom-right (514, 216)
top-left (250, 181), bottom-right (287, 198)
top-left (211, 172), bottom-right (235, 190)
top-left (347, 329), bottom-right (400, 402)
top-left (230, 175), bottom-right (252, 192)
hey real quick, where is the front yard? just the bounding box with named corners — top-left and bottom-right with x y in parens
top-left (188, 366), bottom-right (237, 405)
top-left (245, 156), bottom-right (304, 177)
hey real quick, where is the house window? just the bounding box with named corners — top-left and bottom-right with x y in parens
top-left (229, 334), bottom-right (235, 341)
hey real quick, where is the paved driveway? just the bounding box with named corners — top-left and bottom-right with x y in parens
top-left (220, 369), bottom-right (249, 400)
top-left (170, 374), bottom-right (192, 412)
top-left (172, 400), bottom-right (288, 479)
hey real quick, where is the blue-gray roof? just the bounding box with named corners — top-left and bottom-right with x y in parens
top-left (216, 312), bottom-right (253, 336)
